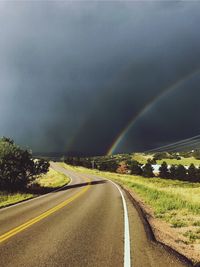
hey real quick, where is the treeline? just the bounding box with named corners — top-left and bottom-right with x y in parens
top-left (63, 156), bottom-right (200, 182)
top-left (151, 150), bottom-right (200, 161)
top-left (159, 162), bottom-right (200, 182)
top-left (0, 137), bottom-right (49, 191)
top-left (63, 157), bottom-right (155, 176)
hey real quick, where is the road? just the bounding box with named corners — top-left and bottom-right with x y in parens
top-left (0, 163), bottom-right (189, 267)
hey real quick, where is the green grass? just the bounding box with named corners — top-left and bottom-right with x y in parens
top-left (36, 168), bottom-right (70, 188)
top-left (132, 153), bottom-right (153, 164)
top-left (0, 192), bottom-right (34, 208)
top-left (0, 167), bottom-right (70, 208)
top-left (60, 163), bottom-right (200, 244)
top-left (132, 153), bottom-right (200, 166)
top-left (157, 157), bottom-right (200, 166)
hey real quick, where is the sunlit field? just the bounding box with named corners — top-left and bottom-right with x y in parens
top-left (132, 153), bottom-right (153, 164)
top-left (156, 157), bottom-right (200, 166)
top-left (132, 153), bottom-right (200, 166)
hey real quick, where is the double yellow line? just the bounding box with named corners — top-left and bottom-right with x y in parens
top-left (0, 177), bottom-right (91, 244)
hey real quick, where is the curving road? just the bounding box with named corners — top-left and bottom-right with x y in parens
top-left (0, 163), bottom-right (189, 267)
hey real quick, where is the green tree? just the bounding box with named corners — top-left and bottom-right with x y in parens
top-left (142, 163), bottom-right (154, 177)
top-left (0, 137), bottom-right (49, 191)
top-left (129, 160), bottom-right (143, 175)
top-left (159, 161), bottom-right (169, 178)
top-left (187, 163), bottom-right (197, 182)
top-left (169, 165), bottom-right (177, 180)
top-left (98, 160), bottom-right (118, 172)
top-left (176, 164), bottom-right (187, 181)
top-left (34, 159), bottom-right (50, 176)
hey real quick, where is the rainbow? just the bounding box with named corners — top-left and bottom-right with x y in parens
top-left (107, 68), bottom-right (200, 155)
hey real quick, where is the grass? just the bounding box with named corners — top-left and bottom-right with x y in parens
top-left (0, 167), bottom-right (70, 209)
top-left (132, 152), bottom-right (200, 166)
top-left (36, 168), bottom-right (70, 188)
top-left (157, 157), bottom-right (200, 166)
top-left (132, 153), bottom-right (153, 164)
top-left (0, 192), bottom-right (34, 208)
top-left (183, 229), bottom-right (200, 242)
top-left (60, 163), bottom-right (200, 244)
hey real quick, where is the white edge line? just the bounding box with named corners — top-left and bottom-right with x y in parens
top-left (108, 179), bottom-right (131, 267)
top-left (0, 167), bottom-right (72, 212)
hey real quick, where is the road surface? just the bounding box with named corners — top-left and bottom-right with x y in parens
top-left (0, 163), bottom-right (189, 267)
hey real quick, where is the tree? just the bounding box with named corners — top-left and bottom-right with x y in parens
top-left (0, 137), bottom-right (49, 191)
top-left (159, 161), bottom-right (169, 178)
top-left (195, 166), bottom-right (200, 182)
top-left (128, 160), bottom-right (143, 175)
top-left (142, 163), bottom-right (154, 177)
top-left (187, 163), bottom-right (196, 181)
top-left (34, 159), bottom-right (50, 176)
top-left (97, 160), bottom-right (118, 172)
top-left (169, 165), bottom-right (177, 180)
top-left (1, 136), bottom-right (14, 144)
top-left (176, 164), bottom-right (187, 181)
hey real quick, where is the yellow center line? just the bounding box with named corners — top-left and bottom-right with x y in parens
top-left (0, 177), bottom-right (91, 244)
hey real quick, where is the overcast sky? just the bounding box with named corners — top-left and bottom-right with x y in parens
top-left (1, 1), bottom-right (200, 155)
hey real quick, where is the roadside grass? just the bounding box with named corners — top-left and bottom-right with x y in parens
top-left (0, 192), bottom-right (34, 208)
top-left (60, 163), bottom-right (200, 244)
top-left (0, 167), bottom-right (70, 208)
top-left (36, 168), bottom-right (70, 188)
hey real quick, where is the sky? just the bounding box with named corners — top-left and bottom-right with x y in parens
top-left (0, 1), bottom-right (200, 155)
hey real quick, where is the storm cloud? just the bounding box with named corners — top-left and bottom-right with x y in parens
top-left (0, 1), bottom-right (200, 155)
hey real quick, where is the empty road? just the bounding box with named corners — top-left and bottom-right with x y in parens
top-left (0, 163), bottom-right (189, 267)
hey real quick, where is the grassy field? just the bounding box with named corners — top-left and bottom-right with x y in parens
top-left (132, 153), bottom-right (200, 166)
top-left (60, 163), bottom-right (200, 245)
top-left (0, 167), bottom-right (70, 208)
top-left (156, 157), bottom-right (200, 166)
top-left (132, 153), bottom-right (153, 164)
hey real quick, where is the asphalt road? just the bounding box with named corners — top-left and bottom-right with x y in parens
top-left (0, 163), bottom-right (189, 267)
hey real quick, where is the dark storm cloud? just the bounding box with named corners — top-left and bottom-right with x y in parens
top-left (0, 1), bottom-right (200, 154)
top-left (118, 74), bottom-right (200, 153)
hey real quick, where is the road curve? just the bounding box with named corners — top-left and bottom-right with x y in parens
top-left (0, 163), bottom-right (188, 267)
